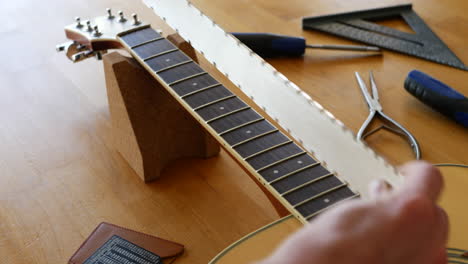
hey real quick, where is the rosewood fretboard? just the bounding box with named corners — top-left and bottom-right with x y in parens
top-left (118, 27), bottom-right (359, 221)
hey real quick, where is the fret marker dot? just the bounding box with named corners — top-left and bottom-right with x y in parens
top-left (165, 59), bottom-right (171, 62)
top-left (297, 160), bottom-right (303, 164)
top-left (324, 198), bottom-right (330, 203)
top-left (192, 82), bottom-right (198, 86)
top-left (273, 170), bottom-right (279, 174)
top-left (219, 106), bottom-right (225, 110)
top-left (246, 130), bottom-right (251, 134)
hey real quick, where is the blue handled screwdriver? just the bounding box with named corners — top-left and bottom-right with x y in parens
top-left (404, 70), bottom-right (468, 127)
top-left (231, 32), bottom-right (380, 58)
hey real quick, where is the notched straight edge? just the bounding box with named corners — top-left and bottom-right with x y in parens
top-left (142, 0), bottom-right (403, 201)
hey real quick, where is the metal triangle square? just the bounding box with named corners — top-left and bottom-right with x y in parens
top-left (302, 4), bottom-right (468, 71)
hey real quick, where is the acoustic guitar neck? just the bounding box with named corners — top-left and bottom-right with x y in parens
top-left (117, 26), bottom-right (360, 222)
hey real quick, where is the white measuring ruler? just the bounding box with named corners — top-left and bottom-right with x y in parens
top-left (142, 0), bottom-right (402, 198)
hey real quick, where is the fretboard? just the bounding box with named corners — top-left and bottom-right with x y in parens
top-left (118, 27), bottom-right (359, 222)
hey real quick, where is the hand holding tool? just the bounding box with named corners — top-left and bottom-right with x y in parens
top-left (355, 71), bottom-right (421, 159)
top-left (231, 32), bottom-right (380, 58)
top-left (404, 70), bottom-right (468, 127)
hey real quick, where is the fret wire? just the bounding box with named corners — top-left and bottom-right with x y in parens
top-left (231, 129), bottom-right (279, 148)
top-left (281, 173), bottom-right (334, 196)
top-left (305, 193), bottom-right (361, 220)
top-left (168, 72), bottom-right (208, 86)
top-left (156, 60), bottom-right (193, 73)
top-left (268, 162), bottom-right (321, 184)
top-left (243, 140), bottom-right (293, 161)
top-left (256, 151), bottom-right (307, 172)
top-left (130, 36), bottom-right (164, 49)
top-left (218, 118), bottom-right (265, 136)
top-left (291, 181), bottom-right (346, 207)
top-left (206, 106), bottom-right (251, 124)
top-left (181, 83), bottom-right (222, 99)
top-left (143, 48), bottom-right (178, 61)
top-left (193, 95), bottom-right (236, 111)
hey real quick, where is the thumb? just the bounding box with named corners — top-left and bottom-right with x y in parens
top-left (398, 161), bottom-right (443, 202)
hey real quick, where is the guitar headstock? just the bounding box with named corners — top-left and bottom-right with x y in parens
top-left (57, 9), bottom-right (149, 62)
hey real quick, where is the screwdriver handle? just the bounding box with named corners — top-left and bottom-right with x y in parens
top-left (231, 32), bottom-right (306, 57)
top-left (404, 70), bottom-right (468, 127)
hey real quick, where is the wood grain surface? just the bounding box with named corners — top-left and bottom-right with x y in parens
top-left (0, 0), bottom-right (467, 263)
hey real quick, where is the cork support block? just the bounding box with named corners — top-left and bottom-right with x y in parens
top-left (103, 34), bottom-right (220, 182)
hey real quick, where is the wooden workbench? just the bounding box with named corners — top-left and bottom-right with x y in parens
top-left (0, 0), bottom-right (466, 263)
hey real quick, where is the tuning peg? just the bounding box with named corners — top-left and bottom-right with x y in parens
top-left (85, 20), bottom-right (93, 32)
top-left (106, 8), bottom-right (114, 19)
top-left (76, 44), bottom-right (87, 50)
top-left (75, 17), bottom-right (83, 28)
top-left (93, 25), bottom-right (102, 36)
top-left (132, 13), bottom-right (141, 25)
top-left (71, 50), bottom-right (94, 62)
top-left (56, 41), bottom-right (75, 52)
top-left (118, 11), bottom-right (126, 22)
top-left (95, 51), bottom-right (103, 60)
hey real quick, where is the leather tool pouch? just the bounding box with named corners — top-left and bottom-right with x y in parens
top-left (69, 222), bottom-right (184, 263)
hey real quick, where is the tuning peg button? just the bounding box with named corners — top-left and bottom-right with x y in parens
top-left (118, 11), bottom-right (126, 22)
top-left (75, 17), bottom-right (83, 28)
top-left (132, 13), bottom-right (141, 25)
top-left (56, 41), bottom-right (74, 52)
top-left (106, 8), bottom-right (114, 19)
top-left (85, 20), bottom-right (93, 32)
top-left (93, 25), bottom-right (102, 36)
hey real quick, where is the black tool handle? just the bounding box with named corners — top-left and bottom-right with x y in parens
top-left (231, 33), bottom-right (306, 58)
top-left (404, 70), bottom-right (468, 127)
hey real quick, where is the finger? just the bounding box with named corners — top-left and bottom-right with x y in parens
top-left (431, 247), bottom-right (448, 264)
top-left (398, 161), bottom-right (443, 202)
top-left (435, 206), bottom-right (449, 246)
top-left (368, 179), bottom-right (393, 200)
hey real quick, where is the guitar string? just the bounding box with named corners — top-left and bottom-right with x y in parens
top-left (434, 163), bottom-right (468, 169)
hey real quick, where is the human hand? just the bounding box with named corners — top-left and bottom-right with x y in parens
top-left (258, 161), bottom-right (448, 264)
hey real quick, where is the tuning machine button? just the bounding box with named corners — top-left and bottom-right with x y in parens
top-left (106, 8), bottom-right (115, 19)
top-left (56, 41), bottom-right (75, 52)
top-left (75, 17), bottom-right (83, 28)
top-left (132, 13), bottom-right (141, 25)
top-left (71, 50), bottom-right (94, 62)
top-left (93, 25), bottom-right (102, 36)
top-left (118, 11), bottom-right (126, 22)
top-left (85, 20), bottom-right (93, 32)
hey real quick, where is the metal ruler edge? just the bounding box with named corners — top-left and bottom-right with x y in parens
top-left (142, 0), bottom-right (403, 198)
